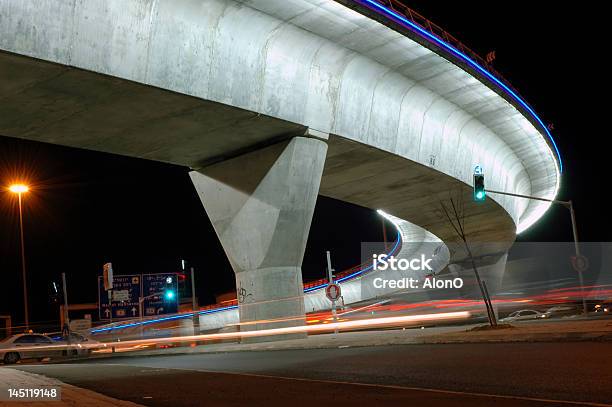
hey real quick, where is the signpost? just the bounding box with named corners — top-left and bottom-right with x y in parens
top-left (98, 274), bottom-right (140, 320)
top-left (571, 255), bottom-right (589, 273)
top-left (98, 272), bottom-right (180, 323)
top-left (141, 273), bottom-right (178, 316)
top-left (103, 263), bottom-right (113, 323)
top-left (325, 283), bottom-right (341, 302)
top-left (326, 251), bottom-right (340, 334)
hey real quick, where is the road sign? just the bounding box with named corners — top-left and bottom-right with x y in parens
top-left (98, 275), bottom-right (140, 320)
top-left (325, 283), bottom-right (341, 301)
top-left (103, 263), bottom-right (113, 290)
top-left (571, 255), bottom-right (589, 273)
top-left (142, 273), bottom-right (178, 316)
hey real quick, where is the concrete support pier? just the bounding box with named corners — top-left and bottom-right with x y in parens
top-left (190, 135), bottom-right (327, 340)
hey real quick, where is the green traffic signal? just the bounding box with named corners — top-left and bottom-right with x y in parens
top-left (164, 289), bottom-right (175, 301)
top-left (473, 174), bottom-right (486, 202)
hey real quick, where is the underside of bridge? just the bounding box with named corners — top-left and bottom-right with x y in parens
top-left (0, 0), bottom-right (558, 336)
top-left (0, 49), bottom-right (515, 248)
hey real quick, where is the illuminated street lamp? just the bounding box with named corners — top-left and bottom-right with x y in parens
top-left (8, 184), bottom-right (30, 330)
top-left (9, 184), bottom-right (29, 194)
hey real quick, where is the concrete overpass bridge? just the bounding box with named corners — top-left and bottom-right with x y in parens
top-left (0, 0), bottom-right (560, 334)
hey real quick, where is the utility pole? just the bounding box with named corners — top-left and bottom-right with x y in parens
top-left (487, 190), bottom-right (588, 315)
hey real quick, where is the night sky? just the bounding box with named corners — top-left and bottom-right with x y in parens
top-left (0, 2), bottom-right (604, 325)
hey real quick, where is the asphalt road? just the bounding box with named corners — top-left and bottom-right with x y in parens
top-left (9, 342), bottom-right (612, 407)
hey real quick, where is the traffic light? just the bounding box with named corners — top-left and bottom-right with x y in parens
top-left (164, 289), bottom-right (175, 301)
top-left (473, 173), bottom-right (485, 202)
top-left (163, 276), bottom-right (177, 302)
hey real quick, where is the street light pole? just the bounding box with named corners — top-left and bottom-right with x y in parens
top-left (9, 185), bottom-right (30, 331)
top-left (17, 192), bottom-right (29, 330)
top-left (18, 192), bottom-right (30, 331)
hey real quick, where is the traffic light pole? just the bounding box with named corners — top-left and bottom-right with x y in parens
top-left (486, 189), bottom-right (588, 315)
top-left (190, 267), bottom-right (200, 335)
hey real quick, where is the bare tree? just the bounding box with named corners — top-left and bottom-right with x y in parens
top-left (440, 195), bottom-right (497, 327)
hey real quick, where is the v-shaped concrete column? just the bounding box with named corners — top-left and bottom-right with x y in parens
top-left (190, 136), bottom-right (327, 338)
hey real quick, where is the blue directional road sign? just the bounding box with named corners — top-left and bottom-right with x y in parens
top-left (142, 273), bottom-right (179, 317)
top-left (98, 275), bottom-right (141, 320)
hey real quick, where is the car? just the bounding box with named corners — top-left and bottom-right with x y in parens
top-left (594, 302), bottom-right (610, 313)
top-left (499, 309), bottom-right (547, 323)
top-left (544, 305), bottom-right (578, 318)
top-left (47, 331), bottom-right (107, 356)
top-left (0, 333), bottom-right (63, 365)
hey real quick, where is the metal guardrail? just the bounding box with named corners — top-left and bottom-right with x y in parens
top-left (364, 0), bottom-right (523, 99)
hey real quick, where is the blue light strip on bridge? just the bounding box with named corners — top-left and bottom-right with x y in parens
top-left (354, 0), bottom-right (563, 172)
top-left (90, 305), bottom-right (239, 334)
